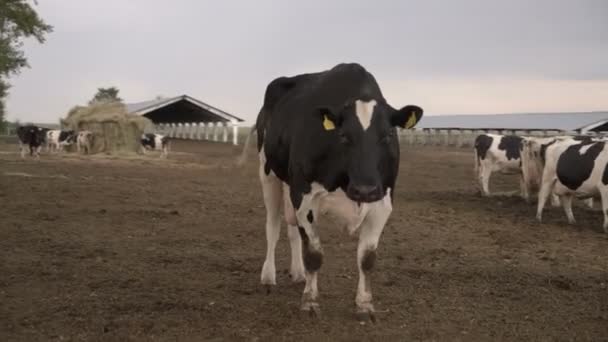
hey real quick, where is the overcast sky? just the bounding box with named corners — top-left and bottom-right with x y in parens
top-left (6, 0), bottom-right (608, 124)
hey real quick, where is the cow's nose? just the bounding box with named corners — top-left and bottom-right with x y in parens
top-left (349, 185), bottom-right (381, 202)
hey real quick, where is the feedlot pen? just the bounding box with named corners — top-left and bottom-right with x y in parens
top-left (0, 140), bottom-right (606, 340)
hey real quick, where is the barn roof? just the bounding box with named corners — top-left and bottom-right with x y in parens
top-left (417, 111), bottom-right (608, 131)
top-left (126, 95), bottom-right (244, 123)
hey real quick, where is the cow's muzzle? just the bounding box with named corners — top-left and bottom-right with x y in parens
top-left (347, 184), bottom-right (383, 203)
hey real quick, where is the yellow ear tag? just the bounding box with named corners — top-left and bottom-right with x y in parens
top-left (323, 115), bottom-right (336, 131)
top-left (404, 111), bottom-right (417, 129)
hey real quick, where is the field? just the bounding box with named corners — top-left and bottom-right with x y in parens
top-left (1, 139), bottom-right (607, 341)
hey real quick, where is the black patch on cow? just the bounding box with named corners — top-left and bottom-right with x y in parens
top-left (497, 135), bottom-right (523, 160)
top-left (303, 250), bottom-right (323, 272)
top-left (556, 142), bottom-right (605, 190)
top-left (307, 210), bottom-right (314, 223)
top-left (602, 164), bottom-right (608, 185)
top-left (361, 250), bottom-right (376, 272)
top-left (141, 133), bottom-right (156, 149)
top-left (474, 134), bottom-right (493, 160)
top-left (58, 130), bottom-right (76, 143)
top-left (297, 226), bottom-right (323, 271)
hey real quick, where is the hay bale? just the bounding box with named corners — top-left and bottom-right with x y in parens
top-left (61, 102), bottom-right (154, 154)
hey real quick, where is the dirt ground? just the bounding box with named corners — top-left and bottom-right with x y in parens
top-left (1, 139), bottom-right (607, 341)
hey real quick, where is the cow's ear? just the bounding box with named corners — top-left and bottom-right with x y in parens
top-left (391, 105), bottom-right (423, 129)
top-left (317, 107), bottom-right (341, 131)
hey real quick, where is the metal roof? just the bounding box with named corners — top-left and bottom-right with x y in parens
top-left (417, 111), bottom-right (608, 131)
top-left (126, 95), bottom-right (244, 122)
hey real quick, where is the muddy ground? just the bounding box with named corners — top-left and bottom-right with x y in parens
top-left (1, 139), bottom-right (607, 341)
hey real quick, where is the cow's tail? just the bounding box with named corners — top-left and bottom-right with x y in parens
top-left (236, 124), bottom-right (257, 167)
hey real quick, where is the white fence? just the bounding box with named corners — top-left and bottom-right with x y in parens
top-left (154, 122), bottom-right (244, 145)
top-left (398, 128), bottom-right (606, 148)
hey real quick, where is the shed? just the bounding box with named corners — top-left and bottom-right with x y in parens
top-left (418, 111), bottom-right (608, 133)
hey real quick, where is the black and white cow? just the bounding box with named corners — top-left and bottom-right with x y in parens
top-left (76, 130), bottom-right (94, 154)
top-left (521, 135), bottom-right (595, 208)
top-left (140, 133), bottom-right (169, 158)
top-left (474, 134), bottom-right (529, 199)
top-left (46, 129), bottom-right (77, 153)
top-left (17, 125), bottom-right (48, 158)
top-left (536, 138), bottom-right (608, 233)
top-left (242, 63), bottom-right (423, 320)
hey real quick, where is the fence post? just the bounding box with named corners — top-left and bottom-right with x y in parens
top-left (223, 122), bottom-right (228, 142)
top-left (232, 120), bottom-right (239, 145)
top-left (213, 122), bottom-right (219, 141)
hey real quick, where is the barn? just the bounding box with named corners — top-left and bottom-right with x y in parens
top-left (126, 95), bottom-right (245, 145)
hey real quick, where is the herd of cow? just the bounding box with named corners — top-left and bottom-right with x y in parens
top-left (474, 132), bottom-right (608, 234)
top-left (15, 124), bottom-right (169, 158)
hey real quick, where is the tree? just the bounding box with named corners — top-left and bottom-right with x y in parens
top-left (89, 87), bottom-right (123, 105)
top-left (0, 0), bottom-right (53, 131)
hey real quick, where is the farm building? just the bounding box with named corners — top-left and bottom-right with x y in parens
top-left (417, 111), bottom-right (608, 133)
top-left (126, 95), bottom-right (245, 144)
top-left (401, 111), bottom-right (608, 147)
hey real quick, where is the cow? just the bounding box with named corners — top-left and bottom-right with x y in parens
top-left (240, 63), bottom-right (423, 321)
top-left (46, 129), bottom-right (77, 153)
top-left (140, 133), bottom-right (169, 158)
top-left (16, 125), bottom-right (48, 158)
top-left (474, 134), bottom-right (529, 199)
top-left (76, 130), bottom-right (94, 154)
top-left (536, 138), bottom-right (608, 233)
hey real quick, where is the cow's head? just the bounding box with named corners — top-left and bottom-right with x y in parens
top-left (318, 98), bottom-right (423, 202)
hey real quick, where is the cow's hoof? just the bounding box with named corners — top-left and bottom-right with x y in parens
top-left (356, 304), bottom-right (377, 323)
top-left (301, 301), bottom-right (321, 318)
top-left (262, 284), bottom-right (274, 295)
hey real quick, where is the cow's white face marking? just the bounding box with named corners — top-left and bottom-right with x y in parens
top-left (355, 100), bottom-right (377, 131)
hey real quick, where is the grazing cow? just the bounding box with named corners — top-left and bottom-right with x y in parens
top-left (474, 134), bottom-right (528, 199)
top-left (536, 138), bottom-right (608, 233)
top-left (140, 133), bottom-right (169, 158)
top-left (242, 63), bottom-right (423, 321)
top-left (17, 125), bottom-right (48, 158)
top-left (46, 129), bottom-right (77, 153)
top-left (76, 130), bottom-right (94, 154)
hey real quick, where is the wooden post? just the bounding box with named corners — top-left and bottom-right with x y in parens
top-left (223, 122), bottom-right (228, 142)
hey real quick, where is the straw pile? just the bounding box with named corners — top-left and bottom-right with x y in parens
top-left (60, 101), bottom-right (154, 154)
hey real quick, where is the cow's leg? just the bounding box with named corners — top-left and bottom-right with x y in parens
top-left (560, 194), bottom-right (576, 225)
top-left (19, 141), bottom-right (25, 158)
top-left (293, 189), bottom-right (323, 315)
top-left (259, 166), bottom-right (283, 288)
top-left (355, 198), bottom-right (392, 322)
top-left (585, 198), bottom-right (594, 209)
top-left (550, 194), bottom-right (561, 207)
top-left (519, 174), bottom-right (529, 202)
top-left (536, 177), bottom-right (555, 223)
top-left (599, 189), bottom-right (608, 233)
top-left (283, 188), bottom-right (305, 282)
top-left (478, 163), bottom-right (492, 196)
